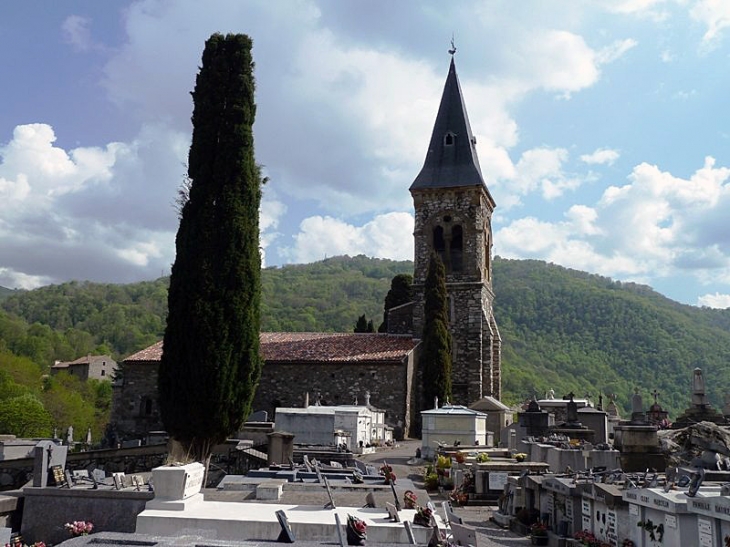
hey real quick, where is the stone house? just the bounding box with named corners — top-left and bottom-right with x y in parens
top-left (51, 354), bottom-right (117, 381)
top-left (110, 333), bottom-right (417, 441)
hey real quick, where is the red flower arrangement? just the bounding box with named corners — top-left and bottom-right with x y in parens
top-left (65, 521), bottom-right (94, 537)
top-left (413, 505), bottom-right (434, 527)
top-left (404, 489), bottom-right (417, 509)
top-left (380, 463), bottom-right (396, 484)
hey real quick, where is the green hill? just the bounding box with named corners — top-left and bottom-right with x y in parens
top-left (3, 255), bottom-right (730, 418)
top-left (0, 286), bottom-right (16, 302)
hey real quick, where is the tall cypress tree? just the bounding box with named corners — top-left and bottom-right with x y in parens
top-left (158, 33), bottom-right (262, 462)
top-left (421, 253), bottom-right (452, 409)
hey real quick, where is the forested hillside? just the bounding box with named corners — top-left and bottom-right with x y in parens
top-left (3, 255), bottom-right (730, 419)
top-left (493, 259), bottom-right (730, 417)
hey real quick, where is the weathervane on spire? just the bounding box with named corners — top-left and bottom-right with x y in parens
top-left (448, 34), bottom-right (457, 56)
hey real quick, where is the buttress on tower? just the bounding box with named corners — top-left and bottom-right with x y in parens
top-left (410, 56), bottom-right (501, 405)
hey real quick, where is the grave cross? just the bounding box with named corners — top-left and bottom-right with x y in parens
top-left (652, 389), bottom-right (660, 404)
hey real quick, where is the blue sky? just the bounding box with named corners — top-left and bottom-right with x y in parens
top-left (1, 1), bottom-right (730, 308)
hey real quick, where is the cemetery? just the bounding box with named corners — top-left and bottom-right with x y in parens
top-left (4, 35), bottom-right (730, 547)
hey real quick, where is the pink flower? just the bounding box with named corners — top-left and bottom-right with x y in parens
top-left (65, 521), bottom-right (94, 536)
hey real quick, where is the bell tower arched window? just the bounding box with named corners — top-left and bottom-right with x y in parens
top-left (432, 220), bottom-right (464, 273)
top-left (451, 225), bottom-right (463, 272)
top-left (433, 226), bottom-right (446, 265)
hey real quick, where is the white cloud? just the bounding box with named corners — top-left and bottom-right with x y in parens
top-left (596, 38), bottom-right (639, 64)
top-left (690, 0), bottom-right (730, 48)
top-left (282, 212), bottom-right (414, 265)
top-left (0, 123), bottom-right (185, 286)
top-left (497, 156), bottom-right (730, 290)
top-left (62, 15), bottom-right (94, 52)
top-left (697, 292), bottom-right (730, 308)
top-left (581, 148), bottom-right (620, 165)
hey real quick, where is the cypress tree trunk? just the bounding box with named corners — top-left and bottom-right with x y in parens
top-left (421, 253), bottom-right (452, 409)
top-left (158, 33), bottom-right (262, 462)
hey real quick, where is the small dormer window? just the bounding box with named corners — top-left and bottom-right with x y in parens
top-left (444, 132), bottom-right (455, 146)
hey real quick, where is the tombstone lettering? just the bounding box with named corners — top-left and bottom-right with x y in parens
top-left (51, 465), bottom-right (67, 487)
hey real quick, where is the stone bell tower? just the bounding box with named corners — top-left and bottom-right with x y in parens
top-left (410, 55), bottom-right (501, 405)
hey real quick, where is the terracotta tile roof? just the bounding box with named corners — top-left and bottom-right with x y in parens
top-left (124, 334), bottom-right (417, 364)
top-left (124, 340), bottom-right (163, 362)
top-left (261, 332), bottom-right (417, 363)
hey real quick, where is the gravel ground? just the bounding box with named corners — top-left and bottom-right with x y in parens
top-left (358, 440), bottom-right (531, 547)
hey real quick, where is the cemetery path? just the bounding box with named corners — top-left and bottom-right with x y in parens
top-left (358, 440), bottom-right (531, 546)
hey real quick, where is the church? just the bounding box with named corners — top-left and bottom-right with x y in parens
top-left (110, 54), bottom-right (501, 441)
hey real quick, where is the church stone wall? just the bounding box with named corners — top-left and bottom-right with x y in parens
top-left (252, 357), bottom-right (415, 438)
top-left (110, 362), bottom-right (163, 440)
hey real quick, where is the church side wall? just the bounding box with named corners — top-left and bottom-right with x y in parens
top-left (253, 360), bottom-right (412, 438)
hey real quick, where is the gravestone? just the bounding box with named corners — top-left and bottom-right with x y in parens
top-left (451, 522), bottom-right (478, 546)
top-left (334, 513), bottom-right (346, 547)
top-left (386, 502), bottom-right (400, 522)
top-left (113, 472), bottom-right (126, 490)
top-left (92, 469), bottom-right (106, 483)
top-left (365, 492), bottom-right (376, 508)
top-left (674, 368), bottom-right (727, 428)
top-left (146, 462), bottom-right (205, 511)
top-left (32, 442), bottom-right (68, 487)
top-left (322, 476), bottom-right (336, 509)
top-left (275, 510), bottom-right (296, 543)
top-left (390, 481), bottom-right (401, 511)
top-left (403, 521), bottom-right (417, 545)
top-left (247, 410), bottom-right (268, 422)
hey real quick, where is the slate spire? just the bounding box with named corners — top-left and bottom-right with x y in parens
top-left (410, 57), bottom-right (489, 192)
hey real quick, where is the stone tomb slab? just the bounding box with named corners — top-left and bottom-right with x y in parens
top-left (136, 502), bottom-right (443, 544)
top-left (256, 480), bottom-right (285, 501)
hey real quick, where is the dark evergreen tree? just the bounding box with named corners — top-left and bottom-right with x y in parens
top-left (352, 313), bottom-right (373, 332)
top-left (378, 273), bottom-right (413, 332)
top-left (158, 33), bottom-right (263, 462)
top-left (421, 253), bottom-right (452, 409)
